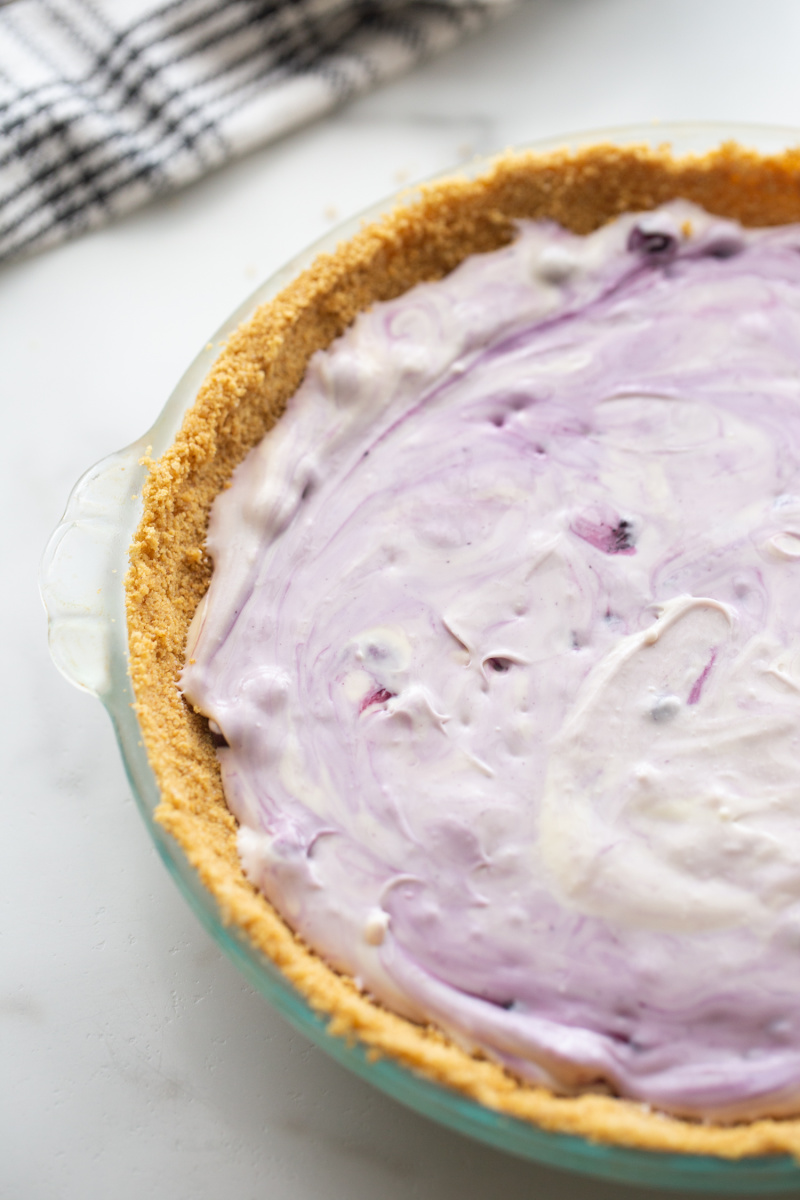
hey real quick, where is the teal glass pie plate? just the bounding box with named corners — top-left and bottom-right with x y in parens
top-left (40, 122), bottom-right (800, 1193)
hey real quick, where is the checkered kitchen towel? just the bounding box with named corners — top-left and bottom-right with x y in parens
top-left (0, 0), bottom-right (516, 264)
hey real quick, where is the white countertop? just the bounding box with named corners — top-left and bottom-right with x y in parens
top-left (6, 3), bottom-right (800, 1196)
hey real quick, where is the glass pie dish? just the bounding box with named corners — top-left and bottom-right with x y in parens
top-left (40, 122), bottom-right (800, 1193)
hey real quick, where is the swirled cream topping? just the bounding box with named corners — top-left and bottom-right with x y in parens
top-left (182, 203), bottom-right (800, 1120)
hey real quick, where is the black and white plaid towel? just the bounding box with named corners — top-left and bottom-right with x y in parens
top-left (0, 0), bottom-right (516, 264)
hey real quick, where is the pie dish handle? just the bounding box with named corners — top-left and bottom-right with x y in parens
top-left (40, 441), bottom-right (147, 698)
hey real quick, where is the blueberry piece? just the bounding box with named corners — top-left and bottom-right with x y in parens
top-left (572, 515), bottom-right (636, 555)
top-left (702, 222), bottom-right (744, 259)
top-left (627, 225), bottom-right (678, 260)
top-left (611, 519), bottom-right (635, 552)
top-left (705, 237), bottom-right (742, 259)
top-left (359, 687), bottom-right (395, 714)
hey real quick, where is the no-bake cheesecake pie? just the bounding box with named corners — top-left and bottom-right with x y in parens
top-left (127, 140), bottom-right (800, 1159)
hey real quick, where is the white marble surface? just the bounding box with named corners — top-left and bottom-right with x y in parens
top-left (6, 2), bottom-right (800, 1196)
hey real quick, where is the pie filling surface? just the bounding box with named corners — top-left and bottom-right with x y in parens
top-left (182, 202), bottom-right (800, 1122)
